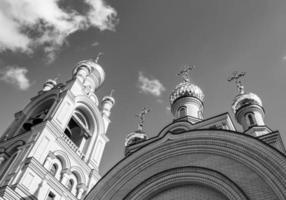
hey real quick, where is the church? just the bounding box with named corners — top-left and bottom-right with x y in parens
top-left (1, 60), bottom-right (286, 200)
top-left (85, 68), bottom-right (286, 200)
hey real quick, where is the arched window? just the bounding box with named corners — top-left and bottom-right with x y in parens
top-left (67, 179), bottom-right (74, 191)
top-left (64, 109), bottom-right (92, 153)
top-left (50, 163), bottom-right (58, 176)
top-left (178, 106), bottom-right (187, 118)
top-left (246, 112), bottom-right (256, 126)
top-left (21, 98), bottom-right (55, 133)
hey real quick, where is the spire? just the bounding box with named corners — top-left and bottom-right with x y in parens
top-left (177, 65), bottom-right (196, 83)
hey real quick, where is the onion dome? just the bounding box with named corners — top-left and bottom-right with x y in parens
top-left (73, 59), bottom-right (105, 91)
top-left (101, 91), bottom-right (115, 118)
top-left (232, 92), bottom-right (263, 113)
top-left (169, 81), bottom-right (205, 105)
top-left (42, 79), bottom-right (57, 92)
top-left (125, 130), bottom-right (148, 147)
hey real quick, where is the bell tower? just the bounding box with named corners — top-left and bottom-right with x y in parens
top-left (0, 59), bottom-right (114, 200)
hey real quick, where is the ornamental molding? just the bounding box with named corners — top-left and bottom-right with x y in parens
top-left (124, 166), bottom-right (248, 200)
top-left (87, 130), bottom-right (286, 200)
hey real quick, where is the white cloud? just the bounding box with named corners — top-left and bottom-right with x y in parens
top-left (138, 72), bottom-right (166, 97)
top-left (0, 0), bottom-right (117, 61)
top-left (0, 66), bottom-right (31, 90)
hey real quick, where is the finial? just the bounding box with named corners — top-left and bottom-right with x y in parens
top-left (227, 71), bottom-right (246, 95)
top-left (95, 52), bottom-right (104, 63)
top-left (177, 65), bottom-right (196, 82)
top-left (135, 107), bottom-right (151, 132)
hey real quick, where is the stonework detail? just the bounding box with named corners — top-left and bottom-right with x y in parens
top-left (0, 60), bottom-right (114, 200)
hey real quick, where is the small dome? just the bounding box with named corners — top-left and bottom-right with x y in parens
top-left (73, 60), bottom-right (105, 83)
top-left (232, 92), bottom-right (262, 113)
top-left (169, 81), bottom-right (205, 105)
top-left (125, 130), bottom-right (148, 147)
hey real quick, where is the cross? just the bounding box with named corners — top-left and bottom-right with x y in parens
top-left (95, 52), bottom-right (104, 63)
top-left (135, 107), bottom-right (151, 131)
top-left (227, 71), bottom-right (246, 94)
top-left (109, 89), bottom-right (114, 97)
top-left (177, 65), bottom-right (196, 82)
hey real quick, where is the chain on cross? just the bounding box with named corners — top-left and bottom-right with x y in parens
top-left (135, 107), bottom-right (151, 131)
top-left (177, 65), bottom-right (196, 83)
top-left (227, 71), bottom-right (246, 94)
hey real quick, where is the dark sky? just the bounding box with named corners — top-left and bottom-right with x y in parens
top-left (1, 0), bottom-right (286, 175)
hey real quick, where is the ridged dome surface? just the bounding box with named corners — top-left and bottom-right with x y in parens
top-left (169, 81), bottom-right (205, 105)
top-left (232, 92), bottom-right (262, 112)
top-left (125, 130), bottom-right (148, 147)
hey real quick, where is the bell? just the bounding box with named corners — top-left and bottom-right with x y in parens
top-left (23, 123), bottom-right (32, 131)
top-left (33, 118), bottom-right (43, 125)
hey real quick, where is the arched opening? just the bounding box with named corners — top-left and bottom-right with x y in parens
top-left (50, 163), bottom-right (58, 176)
top-left (21, 98), bottom-right (55, 133)
top-left (64, 109), bottom-right (94, 154)
top-left (67, 179), bottom-right (74, 191)
top-left (245, 112), bottom-right (256, 127)
top-left (178, 106), bottom-right (187, 118)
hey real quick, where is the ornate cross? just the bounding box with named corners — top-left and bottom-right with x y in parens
top-left (227, 71), bottom-right (246, 94)
top-left (136, 107), bottom-right (151, 131)
top-left (177, 65), bottom-right (195, 82)
top-left (95, 52), bottom-right (104, 63)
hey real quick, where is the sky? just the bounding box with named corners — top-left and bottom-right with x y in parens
top-left (1, 0), bottom-right (286, 175)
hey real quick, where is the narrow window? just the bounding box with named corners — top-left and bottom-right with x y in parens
top-left (178, 106), bottom-right (187, 118)
top-left (50, 163), bottom-right (57, 176)
top-left (245, 112), bottom-right (256, 126)
top-left (67, 179), bottom-right (74, 191)
top-left (46, 192), bottom-right (55, 200)
top-left (248, 114), bottom-right (255, 126)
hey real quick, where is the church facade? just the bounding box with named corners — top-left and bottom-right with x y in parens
top-left (0, 60), bottom-right (114, 200)
top-left (85, 70), bottom-right (286, 200)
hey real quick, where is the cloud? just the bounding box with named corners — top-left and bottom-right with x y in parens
top-left (0, 66), bottom-right (31, 90)
top-left (138, 72), bottom-right (166, 97)
top-left (0, 0), bottom-right (117, 61)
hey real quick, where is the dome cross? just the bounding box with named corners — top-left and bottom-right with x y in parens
top-left (228, 71), bottom-right (246, 95)
top-left (95, 52), bottom-right (104, 63)
top-left (135, 107), bottom-right (151, 131)
top-left (177, 65), bottom-right (196, 83)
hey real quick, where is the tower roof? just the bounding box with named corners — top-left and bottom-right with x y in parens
top-left (232, 92), bottom-right (263, 113)
top-left (169, 65), bottom-right (204, 105)
top-left (169, 81), bottom-right (205, 105)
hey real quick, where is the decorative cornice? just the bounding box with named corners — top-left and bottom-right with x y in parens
top-left (86, 130), bottom-right (286, 200)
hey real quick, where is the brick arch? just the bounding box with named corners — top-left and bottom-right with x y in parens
top-left (124, 166), bottom-right (248, 200)
top-left (86, 130), bottom-right (286, 200)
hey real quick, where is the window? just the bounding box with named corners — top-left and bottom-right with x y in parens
top-left (248, 114), bottom-right (255, 126)
top-left (246, 112), bottom-right (256, 126)
top-left (64, 110), bottom-right (91, 149)
top-left (178, 106), bottom-right (187, 118)
top-left (50, 163), bottom-right (58, 176)
top-left (67, 179), bottom-right (74, 191)
top-left (47, 192), bottom-right (55, 200)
